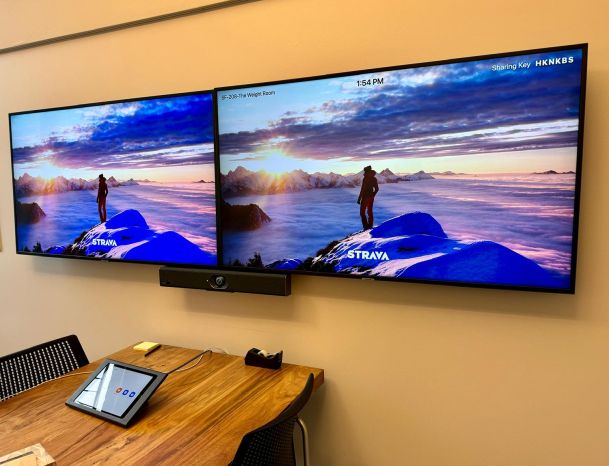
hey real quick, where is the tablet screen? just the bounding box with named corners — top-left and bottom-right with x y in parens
top-left (74, 362), bottom-right (154, 417)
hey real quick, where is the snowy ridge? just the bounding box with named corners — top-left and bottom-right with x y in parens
top-left (47, 209), bottom-right (215, 265)
top-left (221, 166), bottom-right (434, 196)
top-left (266, 211), bottom-right (566, 288)
top-left (14, 173), bottom-right (139, 197)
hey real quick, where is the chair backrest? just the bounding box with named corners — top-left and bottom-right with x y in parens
top-left (0, 334), bottom-right (89, 402)
top-left (231, 373), bottom-right (315, 466)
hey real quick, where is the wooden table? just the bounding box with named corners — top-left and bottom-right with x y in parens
top-left (0, 344), bottom-right (324, 465)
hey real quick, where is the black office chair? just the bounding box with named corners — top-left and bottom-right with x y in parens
top-left (0, 334), bottom-right (89, 402)
top-left (230, 373), bottom-right (315, 466)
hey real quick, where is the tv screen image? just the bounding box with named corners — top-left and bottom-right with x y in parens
top-left (10, 91), bottom-right (217, 266)
top-left (217, 45), bottom-right (586, 291)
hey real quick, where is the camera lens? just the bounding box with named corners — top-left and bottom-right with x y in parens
top-left (208, 274), bottom-right (228, 290)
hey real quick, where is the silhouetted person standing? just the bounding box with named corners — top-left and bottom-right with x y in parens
top-left (357, 165), bottom-right (379, 230)
top-left (97, 174), bottom-right (108, 222)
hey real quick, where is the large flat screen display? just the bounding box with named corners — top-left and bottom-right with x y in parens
top-left (216, 44), bottom-right (587, 292)
top-left (10, 91), bottom-right (217, 267)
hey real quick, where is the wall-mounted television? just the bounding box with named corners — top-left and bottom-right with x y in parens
top-left (10, 91), bottom-right (218, 267)
top-left (216, 44), bottom-right (587, 292)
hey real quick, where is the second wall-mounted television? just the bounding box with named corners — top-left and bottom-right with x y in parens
top-left (10, 91), bottom-right (218, 267)
top-left (216, 44), bottom-right (587, 293)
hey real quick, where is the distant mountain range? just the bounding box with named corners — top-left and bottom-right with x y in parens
top-left (14, 173), bottom-right (139, 197)
top-left (533, 170), bottom-right (576, 175)
top-left (428, 170), bottom-right (467, 175)
top-left (221, 166), bottom-right (434, 196)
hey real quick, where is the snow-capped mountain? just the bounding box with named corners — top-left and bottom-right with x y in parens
top-left (48, 209), bottom-right (215, 265)
top-left (14, 173), bottom-right (139, 197)
top-left (261, 211), bottom-right (565, 289)
top-left (221, 166), bottom-right (434, 196)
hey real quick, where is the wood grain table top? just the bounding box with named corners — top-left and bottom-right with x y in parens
top-left (0, 344), bottom-right (324, 465)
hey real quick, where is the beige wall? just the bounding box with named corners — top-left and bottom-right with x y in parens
top-left (1, 1), bottom-right (608, 465)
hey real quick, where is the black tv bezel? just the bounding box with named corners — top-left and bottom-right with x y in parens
top-left (9, 89), bottom-right (220, 269)
top-left (213, 43), bottom-right (588, 294)
top-left (65, 358), bottom-right (167, 427)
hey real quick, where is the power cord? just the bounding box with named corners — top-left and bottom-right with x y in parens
top-left (54, 370), bottom-right (93, 379)
top-left (167, 346), bottom-right (228, 374)
top-left (10, 346), bottom-right (228, 399)
top-left (169, 350), bottom-right (211, 374)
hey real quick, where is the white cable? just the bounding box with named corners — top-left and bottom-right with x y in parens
top-left (169, 349), bottom-right (212, 374)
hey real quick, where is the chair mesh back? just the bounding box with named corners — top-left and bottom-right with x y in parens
top-left (231, 373), bottom-right (314, 466)
top-left (0, 335), bottom-right (88, 402)
top-left (236, 417), bottom-right (298, 466)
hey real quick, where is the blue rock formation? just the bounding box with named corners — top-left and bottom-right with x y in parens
top-left (58, 209), bottom-right (215, 265)
top-left (268, 211), bottom-right (567, 289)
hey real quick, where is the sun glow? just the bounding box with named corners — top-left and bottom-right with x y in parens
top-left (239, 151), bottom-right (320, 176)
top-left (264, 152), bottom-right (303, 175)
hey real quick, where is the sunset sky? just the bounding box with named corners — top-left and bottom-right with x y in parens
top-left (11, 92), bottom-right (215, 182)
top-left (218, 48), bottom-right (583, 175)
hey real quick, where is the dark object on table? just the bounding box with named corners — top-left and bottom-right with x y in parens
top-left (245, 347), bottom-right (283, 369)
